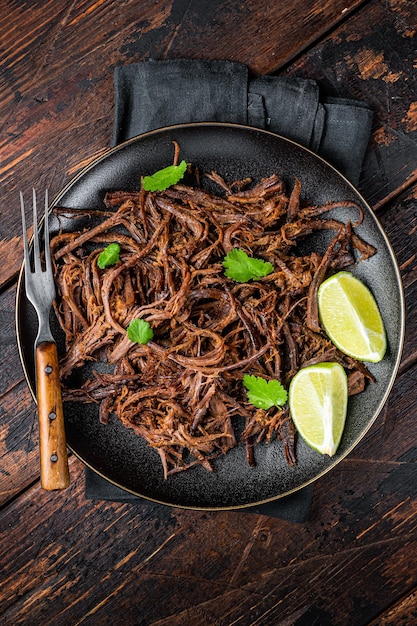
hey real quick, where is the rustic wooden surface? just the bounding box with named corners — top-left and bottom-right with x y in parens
top-left (1, 0), bottom-right (417, 624)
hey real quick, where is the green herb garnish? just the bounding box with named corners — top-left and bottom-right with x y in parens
top-left (127, 318), bottom-right (154, 345)
top-left (223, 248), bottom-right (274, 283)
top-left (243, 375), bottom-right (288, 410)
top-left (142, 160), bottom-right (188, 192)
top-left (97, 243), bottom-right (121, 269)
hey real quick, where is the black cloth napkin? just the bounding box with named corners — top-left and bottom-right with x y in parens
top-left (85, 59), bottom-right (373, 522)
top-left (113, 59), bottom-right (372, 185)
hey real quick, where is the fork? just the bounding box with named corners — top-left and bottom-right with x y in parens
top-left (21, 189), bottom-right (70, 490)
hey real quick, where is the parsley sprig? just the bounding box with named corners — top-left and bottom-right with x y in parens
top-left (142, 160), bottom-right (188, 192)
top-left (127, 319), bottom-right (154, 345)
top-left (223, 248), bottom-right (274, 283)
top-left (97, 243), bottom-right (120, 269)
top-left (243, 375), bottom-right (288, 410)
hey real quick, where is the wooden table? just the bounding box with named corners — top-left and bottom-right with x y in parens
top-left (1, 1), bottom-right (417, 624)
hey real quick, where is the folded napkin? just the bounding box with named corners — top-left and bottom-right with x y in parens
top-left (85, 59), bottom-right (373, 522)
top-left (113, 59), bottom-right (373, 185)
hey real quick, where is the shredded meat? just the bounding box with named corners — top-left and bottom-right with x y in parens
top-left (51, 167), bottom-right (376, 477)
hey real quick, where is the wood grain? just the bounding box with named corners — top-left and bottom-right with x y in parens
top-left (0, 0), bottom-right (412, 291)
top-left (35, 341), bottom-right (69, 490)
top-left (2, 1), bottom-right (417, 625)
top-left (1, 354), bottom-right (417, 626)
top-left (2, 204), bottom-right (417, 624)
top-left (283, 0), bottom-right (417, 210)
top-left (378, 183), bottom-right (417, 369)
top-left (368, 591), bottom-right (417, 625)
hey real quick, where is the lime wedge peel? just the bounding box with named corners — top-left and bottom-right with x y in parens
top-left (318, 271), bottom-right (386, 363)
top-left (289, 362), bottom-right (348, 457)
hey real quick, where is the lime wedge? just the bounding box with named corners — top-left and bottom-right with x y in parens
top-left (318, 271), bottom-right (386, 363)
top-left (289, 362), bottom-right (348, 456)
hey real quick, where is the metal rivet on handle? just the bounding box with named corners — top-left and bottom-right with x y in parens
top-left (50, 454), bottom-right (58, 462)
top-left (49, 412), bottom-right (56, 420)
top-left (45, 365), bottom-right (53, 374)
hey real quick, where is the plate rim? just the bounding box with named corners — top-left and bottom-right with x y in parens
top-left (15, 121), bottom-right (406, 509)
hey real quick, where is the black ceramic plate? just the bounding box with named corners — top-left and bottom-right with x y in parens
top-left (16, 123), bottom-right (404, 509)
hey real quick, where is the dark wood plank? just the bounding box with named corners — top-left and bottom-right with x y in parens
top-left (378, 183), bottom-right (417, 369)
top-left (0, 1), bottom-right (73, 118)
top-left (0, 0), bottom-right (383, 291)
top-left (0, 285), bottom-right (43, 504)
top-left (368, 591), bottom-right (417, 625)
top-left (2, 3), bottom-right (417, 625)
top-left (0, 284), bottom-right (23, 397)
top-left (3, 203), bottom-right (417, 622)
top-left (0, 380), bottom-right (39, 506)
top-left (1, 365), bottom-right (417, 625)
top-left (283, 0), bottom-right (417, 210)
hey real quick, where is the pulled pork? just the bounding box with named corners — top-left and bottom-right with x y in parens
top-left (51, 169), bottom-right (376, 477)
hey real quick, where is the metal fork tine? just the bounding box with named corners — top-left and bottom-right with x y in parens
top-left (32, 188), bottom-right (41, 274)
top-left (43, 189), bottom-right (52, 275)
top-left (20, 191), bottom-right (30, 274)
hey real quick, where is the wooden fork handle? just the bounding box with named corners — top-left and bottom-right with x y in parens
top-left (35, 341), bottom-right (70, 490)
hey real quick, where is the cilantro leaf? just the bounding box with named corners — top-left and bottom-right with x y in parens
top-left (127, 318), bottom-right (154, 344)
top-left (223, 248), bottom-right (274, 283)
top-left (97, 243), bottom-right (121, 269)
top-left (142, 160), bottom-right (188, 192)
top-left (243, 375), bottom-right (288, 410)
